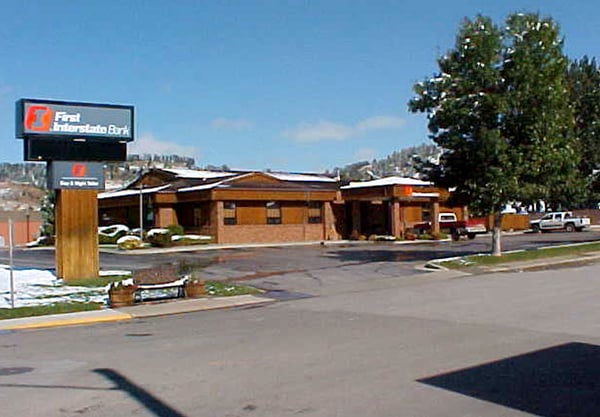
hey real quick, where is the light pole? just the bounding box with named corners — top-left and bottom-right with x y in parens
top-left (139, 184), bottom-right (144, 239)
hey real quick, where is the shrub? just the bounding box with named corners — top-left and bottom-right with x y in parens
top-left (146, 228), bottom-right (173, 247)
top-left (99, 234), bottom-right (120, 244)
top-left (431, 231), bottom-right (448, 240)
top-left (166, 224), bottom-right (185, 236)
top-left (172, 235), bottom-right (213, 246)
top-left (98, 224), bottom-right (130, 244)
top-left (117, 235), bottom-right (143, 250)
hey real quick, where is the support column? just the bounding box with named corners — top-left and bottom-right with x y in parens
top-left (351, 201), bottom-right (361, 238)
top-left (432, 201), bottom-right (440, 234)
top-left (210, 201), bottom-right (224, 243)
top-left (55, 189), bottom-right (99, 281)
top-left (322, 202), bottom-right (339, 240)
top-left (390, 200), bottom-right (402, 238)
top-left (156, 206), bottom-right (178, 228)
top-left (400, 206), bottom-right (407, 235)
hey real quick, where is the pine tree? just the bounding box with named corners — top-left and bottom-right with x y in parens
top-left (39, 190), bottom-right (55, 240)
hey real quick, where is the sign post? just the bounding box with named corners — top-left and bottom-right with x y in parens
top-left (16, 99), bottom-right (134, 282)
top-left (9, 218), bottom-right (15, 308)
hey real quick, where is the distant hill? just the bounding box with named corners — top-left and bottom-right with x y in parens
top-left (0, 154), bottom-right (197, 211)
top-left (1, 146), bottom-right (441, 211)
top-left (332, 143), bottom-right (440, 183)
top-left (0, 162), bottom-right (46, 188)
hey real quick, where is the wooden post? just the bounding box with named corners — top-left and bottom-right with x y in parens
top-left (211, 201), bottom-right (223, 243)
top-left (432, 201), bottom-right (440, 234)
top-left (55, 189), bottom-right (99, 282)
top-left (156, 206), bottom-right (178, 228)
top-left (351, 201), bottom-right (361, 238)
top-left (322, 201), bottom-right (338, 240)
top-left (389, 199), bottom-right (401, 238)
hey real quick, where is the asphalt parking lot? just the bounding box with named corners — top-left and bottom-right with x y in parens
top-left (1, 244), bottom-right (599, 416)
top-left (3, 230), bottom-right (600, 297)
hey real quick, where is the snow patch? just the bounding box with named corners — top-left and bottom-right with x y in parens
top-left (0, 265), bottom-right (108, 308)
top-left (171, 235), bottom-right (212, 241)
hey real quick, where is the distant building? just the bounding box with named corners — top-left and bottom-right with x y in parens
top-left (98, 168), bottom-right (469, 243)
top-left (98, 168), bottom-right (341, 244)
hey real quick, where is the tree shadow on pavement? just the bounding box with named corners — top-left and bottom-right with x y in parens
top-left (418, 342), bottom-right (600, 417)
top-left (94, 368), bottom-right (187, 417)
top-left (324, 247), bottom-right (481, 264)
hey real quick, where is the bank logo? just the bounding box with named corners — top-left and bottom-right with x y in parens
top-left (71, 163), bottom-right (87, 177)
top-left (24, 105), bottom-right (53, 132)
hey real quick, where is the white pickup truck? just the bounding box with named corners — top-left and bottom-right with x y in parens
top-left (530, 211), bottom-right (591, 233)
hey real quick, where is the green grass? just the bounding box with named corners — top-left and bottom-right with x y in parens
top-left (0, 277), bottom-right (259, 320)
top-left (0, 302), bottom-right (103, 320)
top-left (63, 274), bottom-right (132, 288)
top-left (439, 241), bottom-right (600, 269)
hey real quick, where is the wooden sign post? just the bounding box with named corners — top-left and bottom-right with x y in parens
top-left (16, 99), bottom-right (134, 283)
top-left (55, 189), bottom-right (99, 281)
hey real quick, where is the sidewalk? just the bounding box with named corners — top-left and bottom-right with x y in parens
top-left (0, 294), bottom-right (276, 331)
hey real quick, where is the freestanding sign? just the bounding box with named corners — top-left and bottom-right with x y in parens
top-left (16, 99), bottom-right (134, 142)
top-left (47, 161), bottom-right (105, 190)
top-left (15, 98), bottom-right (135, 282)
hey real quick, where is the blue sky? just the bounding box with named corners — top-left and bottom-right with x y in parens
top-left (1, 1), bottom-right (598, 172)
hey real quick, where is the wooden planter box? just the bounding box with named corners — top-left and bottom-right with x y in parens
top-left (108, 286), bottom-right (136, 307)
top-left (184, 280), bottom-right (205, 298)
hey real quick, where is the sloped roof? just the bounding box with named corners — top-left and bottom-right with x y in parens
top-left (178, 178), bottom-right (232, 193)
top-left (341, 176), bottom-right (431, 190)
top-left (160, 168), bottom-right (236, 180)
top-left (265, 172), bottom-right (337, 183)
top-left (178, 171), bottom-right (337, 193)
top-left (98, 184), bottom-right (171, 199)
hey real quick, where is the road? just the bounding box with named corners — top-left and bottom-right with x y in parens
top-left (1, 258), bottom-right (599, 416)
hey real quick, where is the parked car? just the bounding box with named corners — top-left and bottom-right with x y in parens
top-left (529, 211), bottom-right (591, 233)
top-left (413, 212), bottom-right (487, 241)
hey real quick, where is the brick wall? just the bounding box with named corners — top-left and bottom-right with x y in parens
top-left (219, 224), bottom-right (324, 244)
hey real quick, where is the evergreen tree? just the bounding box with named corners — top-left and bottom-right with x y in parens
top-left (567, 56), bottom-right (600, 206)
top-left (409, 12), bottom-right (579, 255)
top-left (39, 190), bottom-right (55, 240)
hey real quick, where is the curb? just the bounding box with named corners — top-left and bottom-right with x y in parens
top-left (0, 295), bottom-right (276, 331)
top-left (114, 294), bottom-right (276, 318)
top-left (423, 244), bottom-right (600, 274)
top-left (0, 309), bottom-right (131, 331)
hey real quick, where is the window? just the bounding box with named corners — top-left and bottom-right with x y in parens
top-left (266, 201), bottom-right (281, 224)
top-left (194, 206), bottom-right (210, 227)
top-left (308, 201), bottom-right (322, 224)
top-left (439, 214), bottom-right (455, 222)
top-left (193, 208), bottom-right (202, 227)
top-left (223, 202), bottom-right (236, 225)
